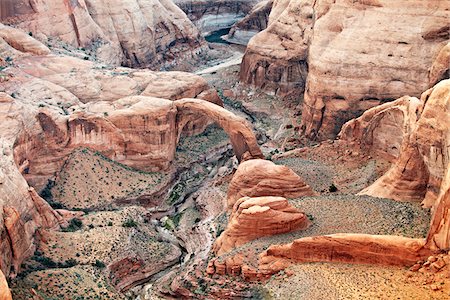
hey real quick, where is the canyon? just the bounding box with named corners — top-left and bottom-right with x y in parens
top-left (0, 0), bottom-right (449, 299)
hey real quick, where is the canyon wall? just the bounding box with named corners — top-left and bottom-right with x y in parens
top-left (174, 0), bottom-right (260, 34)
top-left (225, 0), bottom-right (273, 45)
top-left (0, 25), bottom-right (264, 281)
top-left (353, 80), bottom-right (450, 207)
top-left (0, 0), bottom-right (207, 69)
top-left (241, 0), bottom-right (449, 139)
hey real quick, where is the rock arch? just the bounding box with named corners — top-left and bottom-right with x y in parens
top-left (174, 98), bottom-right (264, 162)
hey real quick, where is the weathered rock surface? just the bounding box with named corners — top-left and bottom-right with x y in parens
top-left (426, 162), bottom-right (450, 250)
top-left (227, 159), bottom-right (316, 208)
top-left (240, 0), bottom-right (315, 99)
top-left (213, 196), bottom-right (308, 255)
top-left (225, 0), bottom-right (273, 45)
top-left (241, 0), bottom-right (449, 138)
top-left (0, 27), bottom-right (264, 283)
top-left (429, 42), bottom-right (450, 88)
top-left (0, 269), bottom-right (12, 300)
top-left (339, 96), bottom-right (422, 162)
top-left (360, 80), bottom-right (450, 206)
top-left (258, 234), bottom-right (430, 274)
top-left (1, 0), bottom-right (206, 69)
top-left (174, 0), bottom-right (260, 34)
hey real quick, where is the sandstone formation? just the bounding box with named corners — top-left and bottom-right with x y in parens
top-left (227, 159), bottom-right (316, 208)
top-left (175, 99), bottom-right (264, 162)
top-left (429, 42), bottom-right (450, 88)
top-left (240, 0), bottom-right (449, 139)
top-left (213, 196), bottom-right (308, 255)
top-left (360, 80), bottom-right (450, 206)
top-left (174, 0), bottom-right (260, 34)
top-left (225, 0), bottom-right (273, 45)
top-left (258, 234), bottom-right (430, 275)
top-left (1, 0), bottom-right (206, 69)
top-left (339, 96), bottom-right (422, 162)
top-left (0, 25), bottom-right (265, 282)
top-left (426, 163), bottom-right (450, 250)
top-left (0, 269), bottom-right (12, 300)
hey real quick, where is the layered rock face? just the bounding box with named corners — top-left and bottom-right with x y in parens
top-left (174, 0), bottom-right (260, 34)
top-left (339, 96), bottom-right (422, 162)
top-left (0, 25), bottom-right (265, 281)
top-left (301, 0), bottom-right (449, 139)
top-left (1, 0), bottom-right (206, 68)
top-left (213, 196), bottom-right (308, 255)
top-left (426, 162), bottom-right (450, 250)
top-left (227, 159), bottom-right (316, 208)
top-left (358, 80), bottom-right (450, 206)
top-left (258, 234), bottom-right (429, 275)
top-left (225, 0), bottom-right (273, 45)
top-left (241, 0), bottom-right (449, 138)
top-left (0, 269), bottom-right (12, 300)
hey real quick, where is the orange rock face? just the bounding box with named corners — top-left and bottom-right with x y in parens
top-left (0, 26), bottom-right (265, 282)
top-left (339, 96), bottom-right (422, 162)
top-left (259, 234), bottom-right (430, 273)
top-left (1, 0), bottom-right (206, 68)
top-left (359, 80), bottom-right (450, 206)
top-left (0, 269), bottom-right (12, 300)
top-left (426, 161), bottom-right (450, 250)
top-left (227, 159), bottom-right (316, 208)
top-left (213, 196), bottom-right (308, 255)
top-left (241, 0), bottom-right (449, 138)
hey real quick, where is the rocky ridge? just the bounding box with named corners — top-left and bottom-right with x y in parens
top-left (240, 0), bottom-right (449, 139)
top-left (1, 0), bottom-right (207, 69)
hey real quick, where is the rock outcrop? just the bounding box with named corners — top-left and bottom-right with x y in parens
top-left (359, 80), bottom-right (450, 206)
top-left (225, 0), bottom-right (273, 45)
top-left (227, 159), bottom-right (316, 208)
top-left (174, 0), bottom-right (260, 34)
top-left (426, 162), bottom-right (450, 250)
top-left (339, 96), bottom-right (422, 162)
top-left (213, 196), bottom-right (308, 255)
top-left (1, 0), bottom-right (207, 69)
top-left (0, 25), bottom-right (264, 282)
top-left (0, 269), bottom-right (12, 300)
top-left (258, 234), bottom-right (430, 276)
top-left (241, 0), bottom-right (449, 139)
top-left (429, 42), bottom-right (450, 88)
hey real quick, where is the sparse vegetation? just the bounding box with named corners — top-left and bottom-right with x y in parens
top-left (93, 260), bottom-right (106, 269)
top-left (122, 218), bottom-right (138, 228)
top-left (62, 218), bottom-right (83, 232)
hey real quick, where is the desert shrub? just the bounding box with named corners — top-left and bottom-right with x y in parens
top-left (329, 184), bottom-right (338, 193)
top-left (62, 218), bottom-right (83, 232)
top-left (122, 219), bottom-right (138, 228)
top-left (93, 260), bottom-right (106, 268)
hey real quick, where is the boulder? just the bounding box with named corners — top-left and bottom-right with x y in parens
top-left (213, 196), bottom-right (308, 255)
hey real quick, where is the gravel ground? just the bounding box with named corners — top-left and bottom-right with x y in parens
top-left (265, 263), bottom-right (449, 300)
top-left (221, 194), bottom-right (430, 263)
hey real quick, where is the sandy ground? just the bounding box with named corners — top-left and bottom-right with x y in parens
top-left (265, 263), bottom-right (450, 299)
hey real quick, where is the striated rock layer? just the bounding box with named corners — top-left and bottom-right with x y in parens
top-left (227, 159), bottom-right (316, 208)
top-left (357, 80), bottom-right (450, 207)
top-left (174, 0), bottom-right (260, 34)
top-left (0, 25), bottom-right (264, 281)
top-left (0, 269), bottom-right (12, 300)
top-left (1, 0), bottom-right (207, 69)
top-left (213, 196), bottom-right (308, 255)
top-left (225, 0), bottom-right (273, 45)
top-left (241, 0), bottom-right (449, 138)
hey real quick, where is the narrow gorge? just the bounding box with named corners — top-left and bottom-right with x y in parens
top-left (0, 0), bottom-right (449, 299)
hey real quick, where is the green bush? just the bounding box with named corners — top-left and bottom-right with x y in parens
top-left (122, 219), bottom-right (138, 228)
top-left (62, 218), bottom-right (83, 232)
top-left (329, 184), bottom-right (338, 193)
top-left (93, 260), bottom-right (106, 268)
